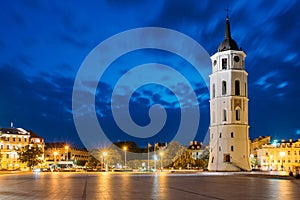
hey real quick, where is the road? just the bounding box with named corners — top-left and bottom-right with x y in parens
top-left (0, 172), bottom-right (299, 199)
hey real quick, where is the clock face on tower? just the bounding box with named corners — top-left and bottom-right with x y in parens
top-left (234, 55), bottom-right (240, 62)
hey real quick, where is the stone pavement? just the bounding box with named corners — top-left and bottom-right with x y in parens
top-left (0, 171), bottom-right (300, 200)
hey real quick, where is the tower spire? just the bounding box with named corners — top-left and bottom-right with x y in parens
top-left (225, 13), bottom-right (231, 39)
top-left (217, 11), bottom-right (239, 52)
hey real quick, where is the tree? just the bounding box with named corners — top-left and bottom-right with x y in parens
top-left (163, 141), bottom-right (185, 167)
top-left (17, 145), bottom-right (43, 169)
top-left (173, 149), bottom-right (195, 169)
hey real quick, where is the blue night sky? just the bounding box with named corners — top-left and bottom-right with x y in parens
top-left (0, 0), bottom-right (300, 148)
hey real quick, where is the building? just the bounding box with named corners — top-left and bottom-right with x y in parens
top-left (188, 141), bottom-right (203, 160)
top-left (257, 139), bottom-right (300, 171)
top-left (250, 136), bottom-right (271, 156)
top-left (44, 142), bottom-right (89, 166)
top-left (208, 15), bottom-right (251, 171)
top-left (0, 127), bottom-right (44, 170)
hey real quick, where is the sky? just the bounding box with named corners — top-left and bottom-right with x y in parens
top-left (0, 0), bottom-right (300, 148)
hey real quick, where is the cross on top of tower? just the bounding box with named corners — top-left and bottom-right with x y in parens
top-left (225, 8), bottom-right (230, 19)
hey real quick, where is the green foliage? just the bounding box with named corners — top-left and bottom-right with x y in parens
top-left (173, 150), bottom-right (195, 169)
top-left (194, 159), bottom-right (208, 169)
top-left (17, 145), bottom-right (43, 169)
top-left (163, 141), bottom-right (185, 167)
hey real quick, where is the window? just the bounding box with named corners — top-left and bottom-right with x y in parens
top-left (288, 151), bottom-right (290, 155)
top-left (212, 84), bottom-right (215, 98)
top-left (219, 146), bottom-right (221, 151)
top-left (295, 151), bottom-right (297, 155)
top-left (231, 132), bottom-right (234, 138)
top-left (219, 133), bottom-right (222, 138)
top-left (236, 109), bottom-right (241, 121)
top-left (211, 157), bottom-right (214, 163)
top-left (222, 81), bottom-right (227, 95)
top-left (224, 154), bottom-right (230, 162)
top-left (0, 145), bottom-right (3, 149)
top-left (6, 145), bottom-right (9, 149)
top-left (19, 138), bottom-right (21, 142)
top-left (24, 138), bottom-right (27, 142)
top-left (12, 137), bottom-right (15, 142)
top-left (223, 109), bottom-right (227, 121)
top-left (235, 80), bottom-right (240, 95)
top-left (231, 146), bottom-right (234, 152)
top-left (6, 154), bottom-right (9, 158)
top-left (222, 58), bottom-right (227, 70)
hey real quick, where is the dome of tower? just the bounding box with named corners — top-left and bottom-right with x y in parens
top-left (218, 17), bottom-right (239, 52)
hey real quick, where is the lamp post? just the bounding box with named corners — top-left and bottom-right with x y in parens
top-left (123, 146), bottom-right (127, 168)
top-left (103, 151), bottom-right (107, 171)
top-left (269, 155), bottom-right (273, 171)
top-left (53, 151), bottom-right (58, 170)
top-left (160, 151), bottom-right (163, 171)
top-left (280, 151), bottom-right (285, 171)
top-left (65, 145), bottom-right (69, 161)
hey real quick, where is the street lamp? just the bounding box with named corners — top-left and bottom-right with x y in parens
top-left (65, 145), bottom-right (69, 161)
top-left (269, 155), bottom-right (273, 171)
top-left (123, 146), bottom-right (127, 168)
top-left (53, 151), bottom-right (58, 170)
top-left (160, 151), bottom-right (163, 171)
top-left (103, 151), bottom-right (107, 171)
top-left (280, 151), bottom-right (285, 171)
top-left (153, 155), bottom-right (157, 171)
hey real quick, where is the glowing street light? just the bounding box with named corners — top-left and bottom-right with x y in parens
top-left (53, 151), bottom-right (58, 170)
top-left (123, 146), bottom-right (127, 168)
top-left (103, 151), bottom-right (107, 171)
top-left (160, 151), bottom-right (163, 171)
top-left (280, 151), bottom-right (285, 171)
top-left (65, 145), bottom-right (69, 161)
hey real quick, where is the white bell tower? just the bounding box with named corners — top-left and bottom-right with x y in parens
top-left (208, 15), bottom-right (251, 171)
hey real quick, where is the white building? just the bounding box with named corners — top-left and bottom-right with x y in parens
top-left (208, 15), bottom-right (251, 171)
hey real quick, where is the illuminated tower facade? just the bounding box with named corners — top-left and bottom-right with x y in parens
top-left (208, 16), bottom-right (251, 171)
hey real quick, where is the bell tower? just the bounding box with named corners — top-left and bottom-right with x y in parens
top-left (208, 15), bottom-right (251, 171)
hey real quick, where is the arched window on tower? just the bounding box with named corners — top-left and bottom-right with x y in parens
top-left (212, 84), bottom-right (215, 98)
top-left (236, 108), bottom-right (241, 121)
top-left (235, 80), bottom-right (240, 95)
top-left (223, 109), bottom-right (227, 122)
top-left (222, 81), bottom-right (227, 95)
top-left (222, 58), bottom-right (227, 70)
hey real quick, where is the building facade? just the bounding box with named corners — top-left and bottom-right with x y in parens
top-left (208, 16), bottom-right (251, 171)
top-left (44, 142), bottom-right (89, 166)
top-left (188, 141), bottom-right (204, 160)
top-left (0, 127), bottom-right (44, 170)
top-left (257, 139), bottom-right (300, 171)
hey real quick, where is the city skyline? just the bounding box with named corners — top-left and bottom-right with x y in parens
top-left (0, 1), bottom-right (300, 147)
